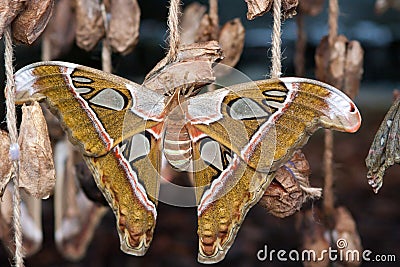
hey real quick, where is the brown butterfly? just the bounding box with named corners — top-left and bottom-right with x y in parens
top-left (15, 61), bottom-right (361, 263)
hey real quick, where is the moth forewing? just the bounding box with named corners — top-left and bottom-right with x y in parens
top-left (14, 61), bottom-right (166, 157)
top-left (188, 85), bottom-right (277, 173)
top-left (190, 77), bottom-right (361, 175)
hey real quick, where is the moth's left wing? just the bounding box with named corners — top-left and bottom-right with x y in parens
top-left (188, 77), bottom-right (361, 172)
top-left (15, 61), bottom-right (165, 156)
top-left (191, 137), bottom-right (274, 263)
top-left (84, 131), bottom-right (161, 256)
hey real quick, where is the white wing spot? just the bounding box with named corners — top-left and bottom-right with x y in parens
top-left (72, 76), bottom-right (93, 83)
top-left (89, 88), bottom-right (125, 111)
top-left (230, 98), bottom-right (270, 120)
top-left (263, 90), bottom-right (287, 97)
top-left (128, 133), bottom-right (150, 162)
top-left (75, 87), bottom-right (93, 94)
top-left (264, 100), bottom-right (285, 110)
top-left (380, 137), bottom-right (385, 146)
top-left (201, 139), bottom-right (223, 171)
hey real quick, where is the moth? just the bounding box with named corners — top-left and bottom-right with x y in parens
top-left (14, 61), bottom-right (361, 263)
top-left (366, 97), bottom-right (400, 193)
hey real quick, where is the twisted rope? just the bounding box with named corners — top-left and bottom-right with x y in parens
top-left (270, 0), bottom-right (282, 78)
top-left (4, 27), bottom-right (24, 267)
top-left (323, 0), bottom-right (339, 219)
top-left (101, 3), bottom-right (112, 73)
top-left (166, 0), bottom-right (181, 62)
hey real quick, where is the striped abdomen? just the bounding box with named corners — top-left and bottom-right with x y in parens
top-left (163, 118), bottom-right (192, 171)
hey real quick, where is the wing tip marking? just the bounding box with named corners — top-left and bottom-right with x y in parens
top-left (279, 77), bottom-right (361, 133)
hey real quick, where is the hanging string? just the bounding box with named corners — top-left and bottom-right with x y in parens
top-left (209, 0), bottom-right (219, 40)
top-left (166, 0), bottom-right (181, 62)
top-left (294, 13), bottom-right (306, 77)
top-left (328, 0), bottom-right (339, 45)
top-left (270, 0), bottom-right (282, 78)
top-left (323, 0), bottom-right (339, 220)
top-left (206, 0), bottom-right (219, 93)
top-left (4, 27), bottom-right (25, 267)
top-left (41, 33), bottom-right (51, 61)
top-left (101, 3), bottom-right (112, 73)
top-left (323, 129), bottom-right (334, 218)
top-left (209, 0), bottom-right (219, 25)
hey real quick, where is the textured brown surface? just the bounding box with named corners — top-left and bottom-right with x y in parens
top-left (281, 0), bottom-right (299, 19)
top-left (107, 0), bottom-right (140, 55)
top-left (0, 130), bottom-right (11, 194)
top-left (315, 35), bottom-right (347, 89)
top-left (75, 0), bottom-right (105, 51)
top-left (218, 18), bottom-right (245, 71)
top-left (315, 35), bottom-right (364, 99)
top-left (42, 0), bottom-right (75, 60)
top-left (297, 206), bottom-right (363, 267)
top-left (180, 3), bottom-right (207, 45)
top-left (195, 14), bottom-right (220, 42)
top-left (18, 102), bottom-right (55, 199)
top-left (11, 0), bottom-right (54, 44)
top-left (259, 150), bottom-right (311, 218)
top-left (143, 41), bottom-right (223, 94)
top-left (344, 41), bottom-right (364, 99)
top-left (297, 209), bottom-right (331, 267)
top-left (299, 0), bottom-right (325, 16)
top-left (334, 206), bottom-right (363, 267)
top-left (0, 0), bottom-right (26, 39)
top-left (245, 0), bottom-right (298, 20)
top-left (245, 0), bottom-right (273, 20)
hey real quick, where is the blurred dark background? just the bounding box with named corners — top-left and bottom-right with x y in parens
top-left (1, 0), bottom-right (400, 266)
